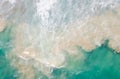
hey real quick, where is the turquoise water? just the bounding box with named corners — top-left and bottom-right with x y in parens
top-left (52, 41), bottom-right (120, 79)
top-left (0, 0), bottom-right (120, 79)
top-left (0, 48), bottom-right (17, 79)
top-left (0, 28), bottom-right (120, 79)
top-left (0, 26), bottom-right (18, 79)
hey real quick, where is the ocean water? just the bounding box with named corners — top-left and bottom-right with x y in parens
top-left (0, 28), bottom-right (120, 79)
top-left (1, 30), bottom-right (120, 79)
top-left (0, 0), bottom-right (120, 79)
top-left (52, 41), bottom-right (120, 79)
top-left (0, 26), bottom-right (18, 79)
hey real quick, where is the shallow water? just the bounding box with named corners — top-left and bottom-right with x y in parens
top-left (0, 0), bottom-right (120, 79)
top-left (1, 28), bottom-right (120, 79)
top-left (0, 27), bottom-right (18, 79)
top-left (52, 41), bottom-right (120, 79)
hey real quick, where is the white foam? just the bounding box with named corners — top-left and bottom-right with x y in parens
top-left (8, 0), bottom-right (16, 4)
top-left (36, 0), bottom-right (57, 20)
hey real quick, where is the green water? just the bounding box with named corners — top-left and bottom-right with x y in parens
top-left (0, 26), bottom-right (18, 79)
top-left (52, 41), bottom-right (120, 79)
top-left (0, 27), bottom-right (120, 79)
